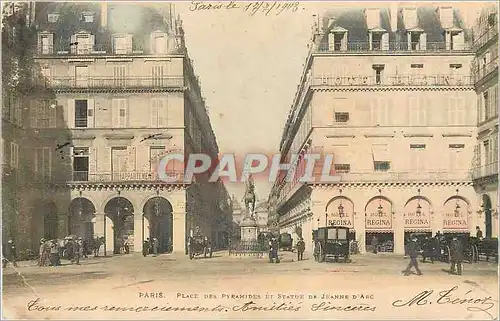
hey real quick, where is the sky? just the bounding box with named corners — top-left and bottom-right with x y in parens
top-left (169, 1), bottom-right (488, 203)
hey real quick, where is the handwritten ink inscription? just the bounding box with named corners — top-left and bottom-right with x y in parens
top-left (189, 1), bottom-right (302, 16)
top-left (392, 286), bottom-right (497, 319)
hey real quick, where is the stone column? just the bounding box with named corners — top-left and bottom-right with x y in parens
top-left (104, 215), bottom-right (114, 255)
top-left (393, 207), bottom-right (405, 255)
top-left (354, 211), bottom-right (366, 253)
top-left (133, 214), bottom-right (143, 253)
top-left (94, 213), bottom-right (106, 256)
top-left (433, 210), bottom-right (444, 235)
top-left (172, 198), bottom-right (186, 254)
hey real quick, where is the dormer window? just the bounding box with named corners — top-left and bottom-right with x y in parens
top-left (369, 28), bottom-right (388, 51)
top-left (81, 12), bottom-right (94, 23)
top-left (402, 8), bottom-right (417, 29)
top-left (151, 31), bottom-right (168, 54)
top-left (328, 26), bottom-right (348, 51)
top-left (38, 32), bottom-right (53, 55)
top-left (407, 28), bottom-right (426, 50)
top-left (444, 26), bottom-right (464, 50)
top-left (438, 6), bottom-right (454, 29)
top-left (71, 31), bottom-right (94, 55)
top-left (47, 13), bottom-right (59, 23)
top-left (113, 34), bottom-right (133, 55)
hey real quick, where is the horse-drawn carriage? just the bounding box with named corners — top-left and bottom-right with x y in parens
top-left (471, 237), bottom-right (498, 262)
top-left (279, 233), bottom-right (293, 252)
top-left (313, 226), bottom-right (351, 263)
top-left (187, 236), bottom-right (213, 260)
top-left (419, 234), bottom-right (477, 263)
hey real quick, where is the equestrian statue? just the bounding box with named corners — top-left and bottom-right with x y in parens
top-left (242, 173), bottom-right (256, 218)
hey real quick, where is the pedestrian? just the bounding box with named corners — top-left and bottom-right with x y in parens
top-left (73, 239), bottom-right (81, 265)
top-left (371, 236), bottom-right (379, 254)
top-left (152, 238), bottom-right (158, 256)
top-left (450, 236), bottom-right (463, 275)
top-left (49, 240), bottom-right (60, 266)
top-left (402, 235), bottom-right (422, 276)
top-left (268, 236), bottom-right (280, 263)
top-left (476, 226), bottom-right (483, 239)
top-left (3, 239), bottom-right (18, 268)
top-left (38, 238), bottom-right (47, 266)
top-left (143, 238), bottom-right (150, 257)
top-left (296, 237), bottom-right (305, 261)
top-left (124, 236), bottom-right (130, 254)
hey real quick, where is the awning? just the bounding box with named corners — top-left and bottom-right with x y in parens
top-left (443, 229), bottom-right (470, 233)
top-left (365, 229), bottom-right (393, 233)
top-left (405, 228), bottom-right (432, 233)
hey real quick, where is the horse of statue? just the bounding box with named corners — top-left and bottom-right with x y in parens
top-left (242, 174), bottom-right (256, 216)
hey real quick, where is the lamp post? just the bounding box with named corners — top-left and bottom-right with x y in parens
top-left (416, 189), bottom-right (422, 216)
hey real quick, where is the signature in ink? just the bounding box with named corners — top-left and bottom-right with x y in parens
top-left (392, 286), bottom-right (497, 319)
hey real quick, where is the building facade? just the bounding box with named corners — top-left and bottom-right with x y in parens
top-left (31, 2), bottom-right (226, 255)
top-left (2, 2), bottom-right (72, 257)
top-left (471, 5), bottom-right (499, 239)
top-left (268, 5), bottom-right (487, 255)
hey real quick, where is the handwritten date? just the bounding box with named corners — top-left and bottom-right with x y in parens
top-left (392, 286), bottom-right (497, 319)
top-left (189, 1), bottom-right (301, 16)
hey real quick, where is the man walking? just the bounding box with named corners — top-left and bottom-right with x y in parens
top-left (371, 236), bottom-right (379, 254)
top-left (3, 239), bottom-right (18, 268)
top-left (143, 238), bottom-right (150, 257)
top-left (403, 235), bottom-right (422, 276)
top-left (476, 226), bottom-right (483, 239)
top-left (296, 237), bottom-right (305, 261)
top-left (450, 236), bottom-right (463, 275)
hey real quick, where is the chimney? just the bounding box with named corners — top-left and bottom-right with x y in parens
top-left (438, 6), bottom-right (454, 29)
top-left (390, 4), bottom-right (398, 32)
top-left (101, 2), bottom-right (108, 28)
top-left (402, 7), bottom-right (418, 29)
top-left (365, 8), bottom-right (381, 29)
top-left (328, 17), bottom-right (336, 28)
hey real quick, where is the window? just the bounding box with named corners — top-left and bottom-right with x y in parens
top-left (40, 34), bottom-right (53, 55)
top-left (111, 147), bottom-right (128, 176)
top-left (75, 100), bottom-right (88, 128)
top-left (371, 33), bottom-right (382, 50)
top-left (152, 33), bottom-right (167, 54)
top-left (150, 146), bottom-right (165, 173)
top-left (152, 65), bottom-right (164, 87)
top-left (334, 112), bottom-right (349, 123)
top-left (82, 12), bottom-right (94, 23)
top-left (73, 147), bottom-right (89, 181)
top-left (484, 140), bottom-right (493, 165)
top-left (408, 96), bottom-right (426, 126)
top-left (75, 34), bottom-right (92, 54)
top-left (112, 99), bottom-right (127, 128)
top-left (30, 99), bottom-right (56, 128)
top-left (48, 13), bottom-right (59, 23)
top-left (371, 96), bottom-right (389, 125)
top-left (334, 164), bottom-right (350, 173)
top-left (150, 98), bottom-right (168, 127)
top-left (373, 65), bottom-right (384, 84)
top-left (374, 161), bottom-right (390, 172)
top-left (411, 64), bottom-right (424, 68)
top-left (448, 96), bottom-right (466, 125)
top-left (75, 66), bottom-right (89, 87)
top-left (113, 65), bottom-right (126, 87)
top-left (449, 64), bottom-right (462, 69)
top-left (483, 91), bottom-right (490, 121)
top-left (114, 36), bottom-right (132, 55)
top-left (410, 33), bottom-right (421, 50)
top-left (35, 147), bottom-right (51, 179)
top-left (10, 142), bottom-right (19, 169)
top-left (410, 144), bottom-right (426, 172)
top-left (449, 144), bottom-right (465, 171)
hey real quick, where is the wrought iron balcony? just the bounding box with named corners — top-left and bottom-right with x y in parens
top-left (36, 76), bottom-right (184, 90)
top-left (37, 42), bottom-right (187, 56)
top-left (471, 163), bottom-right (498, 180)
top-left (316, 41), bottom-right (473, 53)
top-left (71, 171), bottom-right (185, 183)
top-left (473, 23), bottom-right (499, 49)
top-left (310, 74), bottom-right (473, 87)
top-left (472, 58), bottom-right (498, 83)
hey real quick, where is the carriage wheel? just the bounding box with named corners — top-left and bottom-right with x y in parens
top-left (317, 242), bottom-right (325, 263)
top-left (189, 248), bottom-right (194, 260)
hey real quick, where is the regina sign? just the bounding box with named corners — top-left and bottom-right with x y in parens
top-left (326, 197), bottom-right (354, 228)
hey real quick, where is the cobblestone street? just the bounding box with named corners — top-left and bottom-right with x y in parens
top-left (3, 251), bottom-right (498, 320)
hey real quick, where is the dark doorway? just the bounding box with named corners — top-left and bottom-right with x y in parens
top-left (366, 232), bottom-right (394, 252)
top-left (483, 194), bottom-right (492, 238)
top-left (144, 197), bottom-right (173, 254)
top-left (43, 202), bottom-right (58, 240)
top-left (104, 197), bottom-right (134, 254)
top-left (68, 197), bottom-right (95, 240)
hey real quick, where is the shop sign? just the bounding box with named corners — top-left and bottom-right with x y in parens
top-left (443, 210), bottom-right (468, 230)
top-left (365, 209), bottom-right (392, 229)
top-left (327, 210), bottom-right (353, 228)
top-left (404, 210), bottom-right (430, 229)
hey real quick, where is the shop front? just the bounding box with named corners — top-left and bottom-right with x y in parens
top-left (365, 196), bottom-right (394, 252)
top-left (404, 196), bottom-right (433, 244)
top-left (325, 196), bottom-right (355, 241)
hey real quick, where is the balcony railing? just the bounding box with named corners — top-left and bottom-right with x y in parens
top-left (472, 58), bottom-right (498, 83)
top-left (316, 41), bottom-right (473, 53)
top-left (471, 163), bottom-right (498, 180)
top-left (311, 74), bottom-right (473, 87)
top-left (473, 24), bottom-right (499, 49)
top-left (36, 76), bottom-right (184, 89)
top-left (335, 171), bottom-right (471, 182)
top-left (38, 42), bottom-right (187, 56)
top-left (71, 171), bottom-right (185, 183)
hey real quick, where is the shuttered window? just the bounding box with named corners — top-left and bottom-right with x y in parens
top-left (150, 98), bottom-right (167, 127)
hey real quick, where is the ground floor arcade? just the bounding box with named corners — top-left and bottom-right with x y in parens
top-left (278, 182), bottom-right (496, 255)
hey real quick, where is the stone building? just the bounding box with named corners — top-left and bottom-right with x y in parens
top-left (471, 5), bottom-right (498, 239)
top-left (2, 2), bottom-right (72, 256)
top-left (31, 2), bottom-right (226, 255)
top-left (268, 5), bottom-right (485, 255)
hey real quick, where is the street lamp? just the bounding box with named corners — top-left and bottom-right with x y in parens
top-left (416, 189), bottom-right (422, 215)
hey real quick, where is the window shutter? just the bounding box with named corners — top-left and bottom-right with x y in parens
top-left (120, 99), bottom-right (127, 127)
top-left (477, 94), bottom-right (483, 123)
top-left (127, 146), bottom-right (136, 172)
top-left (112, 99), bottom-right (120, 127)
top-left (70, 34), bottom-right (77, 54)
top-left (89, 34), bottom-right (95, 52)
top-left (30, 99), bottom-right (37, 127)
top-left (381, 32), bottom-right (389, 50)
top-left (158, 98), bottom-right (166, 127)
top-left (150, 98), bottom-right (158, 127)
top-left (420, 33), bottom-right (427, 50)
top-left (328, 32), bottom-right (335, 51)
top-left (137, 145), bottom-right (150, 171)
top-left (99, 147), bottom-right (112, 172)
top-left (87, 98), bottom-right (95, 128)
top-left (37, 33), bottom-right (42, 54)
top-left (89, 147), bottom-right (97, 173)
top-left (126, 34), bottom-right (133, 54)
top-left (67, 99), bottom-right (75, 128)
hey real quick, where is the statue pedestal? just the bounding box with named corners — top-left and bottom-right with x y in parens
top-left (240, 217), bottom-right (258, 242)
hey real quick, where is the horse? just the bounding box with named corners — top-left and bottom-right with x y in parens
top-left (243, 189), bottom-right (256, 214)
top-left (90, 237), bottom-right (105, 257)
